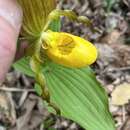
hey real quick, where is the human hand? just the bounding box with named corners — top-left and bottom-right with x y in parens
top-left (0, 0), bottom-right (22, 82)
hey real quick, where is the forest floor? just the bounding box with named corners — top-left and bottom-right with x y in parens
top-left (0, 0), bottom-right (130, 130)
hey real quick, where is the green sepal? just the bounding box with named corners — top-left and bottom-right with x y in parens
top-left (17, 0), bottom-right (56, 40)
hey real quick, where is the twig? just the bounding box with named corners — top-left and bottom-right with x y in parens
top-left (122, 105), bottom-right (126, 123)
top-left (115, 67), bottom-right (130, 71)
top-left (0, 87), bottom-right (35, 92)
top-left (19, 91), bottom-right (29, 107)
top-left (102, 66), bottom-right (130, 74)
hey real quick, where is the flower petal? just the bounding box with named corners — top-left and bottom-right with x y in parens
top-left (42, 32), bottom-right (98, 68)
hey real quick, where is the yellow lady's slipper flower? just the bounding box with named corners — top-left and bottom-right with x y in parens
top-left (42, 31), bottom-right (98, 68)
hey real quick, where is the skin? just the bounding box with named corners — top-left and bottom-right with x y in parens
top-left (0, 0), bottom-right (22, 82)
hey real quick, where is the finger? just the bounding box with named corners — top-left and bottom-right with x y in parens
top-left (0, 0), bottom-right (22, 82)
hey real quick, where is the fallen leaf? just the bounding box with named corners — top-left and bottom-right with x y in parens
top-left (0, 91), bottom-right (16, 126)
top-left (16, 94), bottom-right (37, 130)
top-left (111, 83), bottom-right (130, 105)
top-left (100, 30), bottom-right (123, 45)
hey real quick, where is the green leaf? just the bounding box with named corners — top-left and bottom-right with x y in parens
top-left (42, 61), bottom-right (115, 130)
top-left (34, 83), bottom-right (43, 96)
top-left (49, 19), bottom-right (61, 32)
top-left (48, 128), bottom-right (57, 130)
top-left (13, 56), bottom-right (115, 130)
top-left (13, 57), bottom-right (34, 77)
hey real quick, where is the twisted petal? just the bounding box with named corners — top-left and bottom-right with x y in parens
top-left (17, 0), bottom-right (56, 39)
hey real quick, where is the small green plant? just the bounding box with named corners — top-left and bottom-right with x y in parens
top-left (14, 0), bottom-right (116, 130)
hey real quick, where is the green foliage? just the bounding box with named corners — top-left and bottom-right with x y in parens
top-left (13, 57), bottom-right (34, 77)
top-left (17, 0), bottom-right (56, 39)
top-left (43, 60), bottom-right (115, 130)
top-left (34, 83), bottom-right (43, 96)
top-left (44, 118), bottom-right (55, 129)
top-left (49, 19), bottom-right (61, 32)
top-left (13, 57), bottom-right (115, 130)
top-left (13, 20), bottom-right (115, 130)
top-left (48, 128), bottom-right (57, 130)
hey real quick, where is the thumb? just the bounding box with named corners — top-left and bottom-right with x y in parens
top-left (0, 0), bottom-right (22, 82)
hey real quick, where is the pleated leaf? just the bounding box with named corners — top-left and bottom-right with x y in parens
top-left (17, 0), bottom-right (56, 39)
top-left (42, 61), bottom-right (115, 130)
top-left (13, 57), bottom-right (34, 77)
top-left (14, 58), bottom-right (115, 130)
top-left (49, 19), bottom-right (61, 32)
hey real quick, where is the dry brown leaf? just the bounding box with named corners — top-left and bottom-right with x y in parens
top-left (16, 94), bottom-right (37, 130)
top-left (100, 30), bottom-right (123, 45)
top-left (111, 83), bottom-right (130, 106)
top-left (0, 91), bottom-right (16, 125)
top-left (121, 117), bottom-right (130, 130)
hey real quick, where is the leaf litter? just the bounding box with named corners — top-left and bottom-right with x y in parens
top-left (1, 0), bottom-right (130, 130)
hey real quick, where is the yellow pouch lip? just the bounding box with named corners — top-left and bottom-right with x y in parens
top-left (42, 31), bottom-right (98, 68)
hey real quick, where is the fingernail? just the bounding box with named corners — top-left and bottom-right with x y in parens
top-left (0, 0), bottom-right (23, 32)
